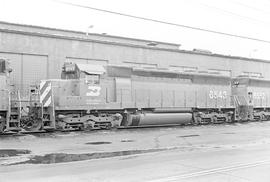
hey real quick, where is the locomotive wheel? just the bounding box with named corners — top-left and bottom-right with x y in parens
top-left (20, 117), bottom-right (42, 131)
top-left (55, 119), bottom-right (67, 130)
top-left (212, 116), bottom-right (217, 124)
top-left (105, 123), bottom-right (112, 130)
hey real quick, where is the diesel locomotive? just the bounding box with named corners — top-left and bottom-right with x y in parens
top-left (0, 59), bottom-right (10, 132)
top-left (1, 58), bottom-right (270, 133)
top-left (0, 59), bottom-right (22, 132)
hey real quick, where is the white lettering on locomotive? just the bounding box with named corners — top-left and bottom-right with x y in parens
top-left (253, 92), bottom-right (265, 99)
top-left (209, 90), bottom-right (227, 99)
top-left (86, 86), bottom-right (101, 96)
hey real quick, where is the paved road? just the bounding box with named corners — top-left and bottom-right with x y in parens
top-left (1, 121), bottom-right (270, 181)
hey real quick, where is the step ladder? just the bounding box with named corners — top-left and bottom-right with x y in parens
top-left (39, 81), bottom-right (56, 130)
top-left (6, 90), bottom-right (21, 131)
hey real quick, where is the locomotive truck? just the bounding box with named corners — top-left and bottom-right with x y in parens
top-left (1, 59), bottom-right (270, 133)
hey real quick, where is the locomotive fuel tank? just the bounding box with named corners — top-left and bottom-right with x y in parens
top-left (139, 113), bottom-right (192, 126)
top-left (126, 112), bottom-right (193, 126)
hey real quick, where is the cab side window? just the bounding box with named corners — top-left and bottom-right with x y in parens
top-left (85, 74), bottom-right (100, 85)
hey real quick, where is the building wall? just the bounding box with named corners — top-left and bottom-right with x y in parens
top-left (1, 22), bottom-right (270, 97)
top-left (0, 21), bottom-right (180, 49)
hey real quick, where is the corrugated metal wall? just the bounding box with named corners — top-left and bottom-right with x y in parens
top-left (0, 52), bottom-right (48, 97)
top-left (66, 57), bottom-right (108, 65)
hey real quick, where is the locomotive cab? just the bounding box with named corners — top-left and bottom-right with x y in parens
top-left (232, 76), bottom-right (270, 121)
top-left (43, 62), bottom-right (122, 130)
top-left (61, 62), bottom-right (105, 79)
top-left (61, 62), bottom-right (105, 103)
top-left (231, 76), bottom-right (270, 121)
top-left (231, 77), bottom-right (253, 121)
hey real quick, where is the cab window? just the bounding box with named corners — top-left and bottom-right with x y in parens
top-left (85, 74), bottom-right (100, 84)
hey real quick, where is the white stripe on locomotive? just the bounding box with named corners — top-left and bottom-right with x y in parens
top-left (40, 83), bottom-right (51, 102)
top-left (40, 81), bottom-right (52, 107)
top-left (40, 80), bottom-right (47, 91)
top-left (43, 96), bottom-right (52, 107)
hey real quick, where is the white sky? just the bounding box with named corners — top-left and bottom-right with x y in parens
top-left (1, 0), bottom-right (270, 59)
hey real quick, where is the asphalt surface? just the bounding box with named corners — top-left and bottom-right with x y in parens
top-left (1, 121), bottom-right (270, 181)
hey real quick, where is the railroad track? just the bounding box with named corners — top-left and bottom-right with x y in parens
top-left (149, 159), bottom-right (270, 182)
top-left (0, 120), bottom-right (266, 137)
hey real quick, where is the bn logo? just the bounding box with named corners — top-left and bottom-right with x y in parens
top-left (86, 86), bottom-right (101, 96)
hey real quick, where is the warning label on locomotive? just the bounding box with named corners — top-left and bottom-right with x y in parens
top-left (86, 86), bottom-right (101, 96)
